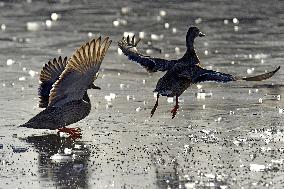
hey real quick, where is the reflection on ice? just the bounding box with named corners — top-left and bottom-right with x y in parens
top-left (23, 134), bottom-right (90, 188)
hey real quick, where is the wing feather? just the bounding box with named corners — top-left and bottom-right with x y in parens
top-left (38, 56), bottom-right (68, 108)
top-left (118, 35), bottom-right (176, 72)
top-left (48, 37), bottom-right (111, 107)
top-left (191, 66), bottom-right (280, 84)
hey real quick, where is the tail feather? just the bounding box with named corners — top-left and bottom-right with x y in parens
top-left (241, 66), bottom-right (280, 81)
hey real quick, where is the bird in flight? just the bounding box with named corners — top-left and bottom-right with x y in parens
top-left (118, 26), bottom-right (280, 119)
top-left (20, 36), bottom-right (112, 138)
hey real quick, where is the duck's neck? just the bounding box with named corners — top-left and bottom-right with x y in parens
top-left (182, 40), bottom-right (196, 60)
top-left (180, 39), bottom-right (200, 64)
top-left (83, 91), bottom-right (90, 104)
top-left (186, 38), bottom-right (195, 51)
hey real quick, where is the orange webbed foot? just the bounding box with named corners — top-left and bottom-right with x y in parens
top-left (57, 127), bottom-right (82, 139)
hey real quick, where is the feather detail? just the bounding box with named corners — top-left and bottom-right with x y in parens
top-left (48, 36), bottom-right (111, 107)
top-left (118, 35), bottom-right (176, 72)
top-left (38, 56), bottom-right (68, 108)
top-left (240, 66), bottom-right (280, 81)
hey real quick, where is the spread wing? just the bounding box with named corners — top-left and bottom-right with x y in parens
top-left (189, 66), bottom-right (280, 83)
top-left (38, 56), bottom-right (68, 108)
top-left (48, 37), bottom-right (112, 107)
top-left (118, 35), bottom-right (176, 72)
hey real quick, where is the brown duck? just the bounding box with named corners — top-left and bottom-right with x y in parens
top-left (20, 36), bottom-right (112, 138)
top-left (118, 26), bottom-right (280, 118)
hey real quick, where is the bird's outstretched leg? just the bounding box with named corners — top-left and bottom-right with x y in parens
top-left (151, 93), bottom-right (160, 117)
top-left (57, 127), bottom-right (82, 139)
top-left (171, 96), bottom-right (179, 119)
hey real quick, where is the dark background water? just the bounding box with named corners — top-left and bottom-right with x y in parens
top-left (0, 0), bottom-right (283, 188)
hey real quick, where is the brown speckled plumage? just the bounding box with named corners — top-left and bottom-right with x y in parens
top-left (20, 36), bottom-right (111, 130)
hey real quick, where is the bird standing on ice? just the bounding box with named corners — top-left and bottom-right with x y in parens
top-left (118, 26), bottom-right (280, 118)
top-left (20, 36), bottom-right (112, 138)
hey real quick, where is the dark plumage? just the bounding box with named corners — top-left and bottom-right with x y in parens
top-left (118, 26), bottom-right (280, 118)
top-left (20, 37), bottom-right (112, 137)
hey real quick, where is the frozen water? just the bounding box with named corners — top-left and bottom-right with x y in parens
top-left (0, 0), bottom-right (283, 188)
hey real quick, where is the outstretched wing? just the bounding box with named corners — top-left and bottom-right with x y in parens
top-left (118, 35), bottom-right (176, 72)
top-left (38, 56), bottom-right (68, 108)
top-left (190, 66), bottom-right (280, 83)
top-left (48, 37), bottom-right (112, 107)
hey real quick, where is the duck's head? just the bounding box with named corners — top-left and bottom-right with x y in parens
top-left (186, 26), bottom-right (205, 47)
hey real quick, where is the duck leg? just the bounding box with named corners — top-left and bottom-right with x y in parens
top-left (171, 96), bottom-right (179, 119)
top-left (151, 93), bottom-right (160, 117)
top-left (57, 127), bottom-right (82, 139)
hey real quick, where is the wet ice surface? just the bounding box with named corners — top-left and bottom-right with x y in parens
top-left (0, 0), bottom-right (284, 188)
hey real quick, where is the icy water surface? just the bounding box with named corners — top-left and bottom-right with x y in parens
top-left (0, 0), bottom-right (284, 188)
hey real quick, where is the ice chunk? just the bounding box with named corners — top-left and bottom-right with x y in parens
top-left (64, 148), bottom-right (72, 155)
top-left (1, 24), bottom-right (6, 31)
top-left (146, 49), bottom-right (153, 54)
top-left (250, 164), bottom-right (266, 172)
top-left (6, 59), bottom-right (15, 66)
top-left (139, 31), bottom-right (145, 39)
top-left (104, 95), bottom-right (112, 102)
top-left (19, 76), bottom-right (26, 81)
top-left (195, 18), bottom-right (202, 24)
top-left (45, 20), bottom-right (52, 28)
top-left (113, 20), bottom-right (119, 27)
top-left (151, 34), bottom-right (163, 41)
top-left (234, 25), bottom-right (239, 31)
top-left (215, 117), bottom-right (222, 122)
top-left (175, 47), bottom-right (180, 54)
top-left (26, 22), bottom-right (41, 31)
top-left (195, 91), bottom-right (212, 99)
top-left (233, 18), bottom-right (239, 24)
top-left (167, 97), bottom-right (174, 103)
top-left (121, 7), bottom-right (131, 15)
top-left (159, 10), bottom-right (166, 17)
top-left (196, 84), bottom-right (202, 89)
top-left (28, 70), bottom-right (36, 77)
top-left (127, 95), bottom-right (135, 101)
top-left (87, 32), bottom-right (93, 37)
top-left (109, 93), bottom-right (116, 100)
top-left (50, 153), bottom-right (72, 162)
top-left (164, 23), bottom-right (170, 29)
top-left (51, 13), bottom-right (59, 21)
top-left (117, 48), bottom-right (123, 55)
top-left (123, 32), bottom-right (134, 38)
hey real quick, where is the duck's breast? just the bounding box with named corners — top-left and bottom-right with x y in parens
top-left (155, 72), bottom-right (191, 97)
top-left (61, 100), bottom-right (91, 126)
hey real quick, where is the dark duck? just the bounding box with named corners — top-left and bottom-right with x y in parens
top-left (20, 36), bottom-right (112, 138)
top-left (118, 26), bottom-right (280, 118)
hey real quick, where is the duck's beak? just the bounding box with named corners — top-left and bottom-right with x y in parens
top-left (90, 83), bottom-right (101, 90)
top-left (199, 32), bottom-right (205, 37)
